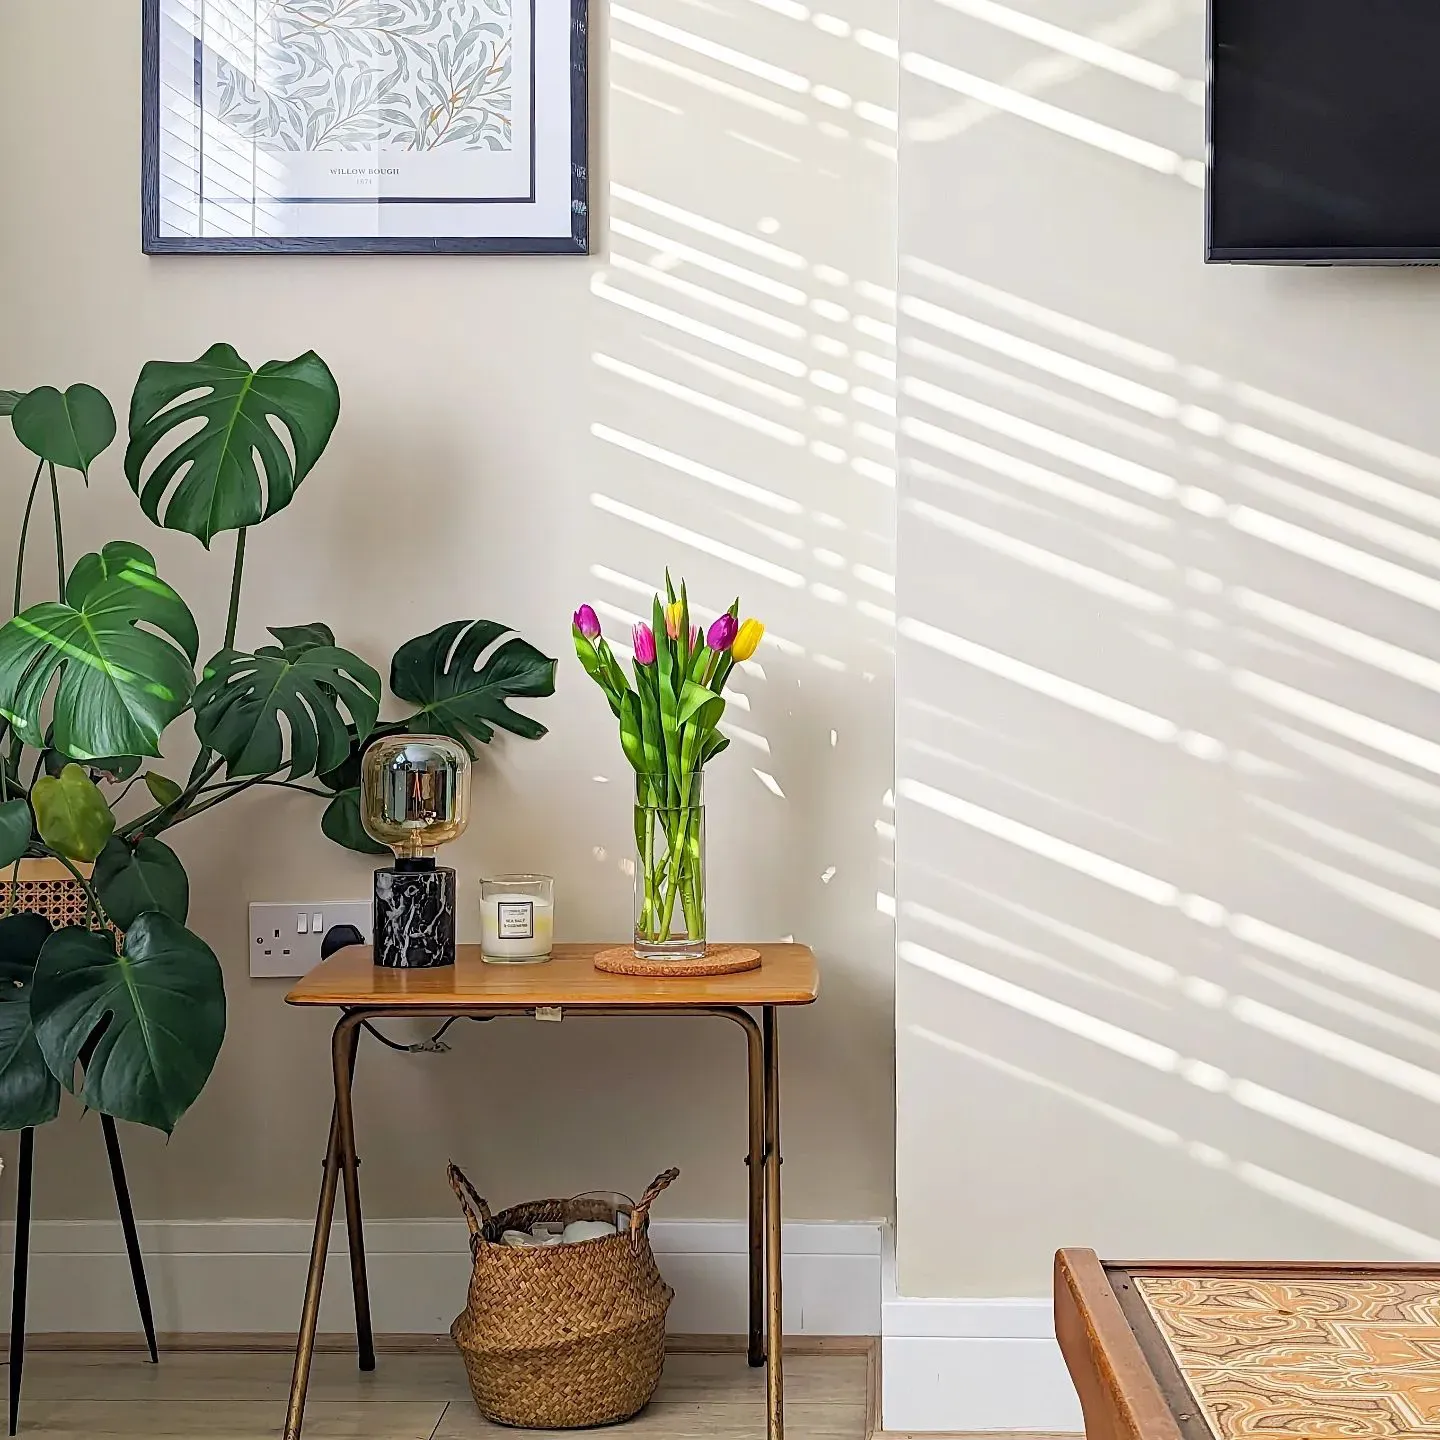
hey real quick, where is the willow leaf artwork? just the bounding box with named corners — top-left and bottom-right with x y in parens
top-left (211, 0), bottom-right (515, 153)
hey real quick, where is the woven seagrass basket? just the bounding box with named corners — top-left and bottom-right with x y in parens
top-left (448, 1163), bottom-right (678, 1429)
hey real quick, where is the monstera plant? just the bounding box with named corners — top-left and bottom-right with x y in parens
top-left (0, 347), bottom-right (556, 1135)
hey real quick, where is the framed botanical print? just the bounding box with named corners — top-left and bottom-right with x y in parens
top-left (141, 0), bottom-right (588, 254)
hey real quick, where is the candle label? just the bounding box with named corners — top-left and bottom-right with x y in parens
top-left (496, 900), bottom-right (535, 940)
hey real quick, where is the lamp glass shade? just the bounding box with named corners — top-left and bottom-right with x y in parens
top-left (360, 735), bottom-right (472, 859)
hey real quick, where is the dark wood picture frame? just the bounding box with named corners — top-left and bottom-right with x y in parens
top-left (141, 0), bottom-right (588, 255)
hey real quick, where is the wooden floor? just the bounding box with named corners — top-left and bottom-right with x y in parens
top-left (2, 1348), bottom-right (870, 1439)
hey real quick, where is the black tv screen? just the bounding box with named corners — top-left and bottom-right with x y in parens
top-left (1208, 0), bottom-right (1440, 263)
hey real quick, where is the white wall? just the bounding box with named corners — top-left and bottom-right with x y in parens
top-left (895, 0), bottom-right (1440, 1419)
top-left (0, 0), bottom-right (896, 1234)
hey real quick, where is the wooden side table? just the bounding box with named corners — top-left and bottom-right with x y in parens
top-left (281, 942), bottom-right (819, 1440)
top-left (1056, 1249), bottom-right (1440, 1440)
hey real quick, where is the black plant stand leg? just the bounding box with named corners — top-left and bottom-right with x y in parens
top-left (100, 1115), bottom-right (158, 1364)
top-left (9, 1127), bottom-right (34, 1437)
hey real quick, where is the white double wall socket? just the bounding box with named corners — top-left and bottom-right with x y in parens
top-left (249, 901), bottom-right (372, 978)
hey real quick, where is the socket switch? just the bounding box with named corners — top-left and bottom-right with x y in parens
top-left (249, 901), bottom-right (372, 978)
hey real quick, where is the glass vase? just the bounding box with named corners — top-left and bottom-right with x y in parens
top-left (633, 772), bottom-right (706, 959)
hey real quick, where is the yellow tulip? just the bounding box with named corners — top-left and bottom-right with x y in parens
top-left (731, 617), bottom-right (765, 662)
top-left (664, 601), bottom-right (684, 640)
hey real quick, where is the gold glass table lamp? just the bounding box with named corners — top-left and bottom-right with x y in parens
top-left (360, 735), bottom-right (472, 968)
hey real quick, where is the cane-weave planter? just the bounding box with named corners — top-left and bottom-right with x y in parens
top-left (0, 859), bottom-right (115, 938)
top-left (448, 1164), bottom-right (678, 1429)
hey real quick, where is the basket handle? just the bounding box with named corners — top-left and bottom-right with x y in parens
top-left (447, 1162), bottom-right (494, 1239)
top-left (629, 1167), bottom-right (679, 1243)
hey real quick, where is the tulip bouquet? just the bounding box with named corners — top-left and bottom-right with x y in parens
top-left (573, 576), bottom-right (764, 954)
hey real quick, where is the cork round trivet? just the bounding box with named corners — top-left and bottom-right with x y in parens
top-left (594, 945), bottom-right (762, 978)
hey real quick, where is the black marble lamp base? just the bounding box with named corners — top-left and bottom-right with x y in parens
top-left (373, 863), bottom-right (456, 968)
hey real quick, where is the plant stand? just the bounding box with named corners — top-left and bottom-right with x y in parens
top-left (8, 1116), bottom-right (157, 1434)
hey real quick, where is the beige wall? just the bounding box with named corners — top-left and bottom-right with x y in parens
top-left (898, 0), bottom-right (1440, 1295)
top-left (0, 0), bottom-right (897, 1225)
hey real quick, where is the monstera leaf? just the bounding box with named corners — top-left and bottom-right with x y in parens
top-left (12, 384), bottom-right (116, 477)
top-left (268, 623), bottom-right (337, 653)
top-left (125, 344), bottom-right (340, 547)
top-left (193, 627), bottom-right (381, 779)
top-left (93, 835), bottom-right (189, 930)
top-left (0, 914), bottom-right (60, 1131)
top-left (0, 798), bottom-right (32, 869)
top-left (391, 620), bottom-right (557, 753)
top-left (0, 542), bottom-right (198, 759)
top-left (321, 788), bottom-right (387, 856)
top-left (31, 765), bottom-right (114, 862)
top-left (32, 914), bottom-right (225, 1134)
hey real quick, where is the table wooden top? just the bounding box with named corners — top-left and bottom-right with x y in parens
top-left (286, 942), bottom-right (819, 1010)
top-left (1055, 1249), bottom-right (1440, 1440)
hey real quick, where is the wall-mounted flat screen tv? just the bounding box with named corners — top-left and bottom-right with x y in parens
top-left (1208, 0), bottom-right (1440, 263)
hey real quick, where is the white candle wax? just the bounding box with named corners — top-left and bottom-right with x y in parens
top-left (480, 893), bottom-right (554, 961)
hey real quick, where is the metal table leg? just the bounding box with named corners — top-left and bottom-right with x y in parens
top-left (334, 1019), bottom-right (374, 1371)
top-left (100, 1113), bottom-right (159, 1365)
top-left (763, 1005), bottom-right (784, 1440)
top-left (284, 1016), bottom-right (364, 1440)
top-left (8, 1127), bottom-right (33, 1437)
top-left (746, 1013), bottom-right (765, 1367)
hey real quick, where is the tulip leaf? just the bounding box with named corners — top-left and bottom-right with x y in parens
top-left (390, 620), bottom-right (556, 753)
top-left (0, 913), bottom-right (60, 1131)
top-left (0, 541), bottom-right (198, 759)
top-left (574, 625), bottom-right (610, 688)
top-left (32, 914), bottom-right (225, 1134)
top-left (93, 835), bottom-right (189, 930)
top-left (618, 691), bottom-right (646, 774)
top-left (0, 390), bottom-right (25, 418)
top-left (320, 788), bottom-right (387, 855)
top-left (653, 597), bottom-right (682, 786)
top-left (677, 679), bottom-right (726, 731)
top-left (12, 384), bottom-right (117, 477)
top-left (634, 666), bottom-right (663, 777)
top-left (0, 798), bottom-right (32, 869)
top-left (31, 765), bottom-right (115, 863)
top-left (193, 640), bottom-right (381, 780)
top-left (125, 344), bottom-right (340, 547)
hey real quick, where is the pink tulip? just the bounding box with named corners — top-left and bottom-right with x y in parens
top-left (706, 614), bottom-right (738, 651)
top-left (573, 604), bottom-right (601, 640)
top-left (633, 622), bottom-right (657, 665)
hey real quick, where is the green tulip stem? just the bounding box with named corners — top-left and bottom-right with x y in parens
top-left (223, 527), bottom-right (247, 651)
top-left (47, 463), bottom-right (64, 598)
top-left (654, 801), bottom-right (696, 943)
top-left (13, 457), bottom-right (44, 615)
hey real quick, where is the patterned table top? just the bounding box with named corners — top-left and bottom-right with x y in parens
top-left (1137, 1275), bottom-right (1440, 1439)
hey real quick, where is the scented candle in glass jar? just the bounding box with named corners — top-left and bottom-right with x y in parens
top-left (479, 875), bottom-right (554, 963)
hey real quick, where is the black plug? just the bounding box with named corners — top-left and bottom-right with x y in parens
top-left (320, 923), bottom-right (366, 960)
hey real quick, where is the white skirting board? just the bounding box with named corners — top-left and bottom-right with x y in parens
top-left (881, 1256), bottom-right (1084, 1432)
top-left (0, 1219), bottom-right (882, 1338)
